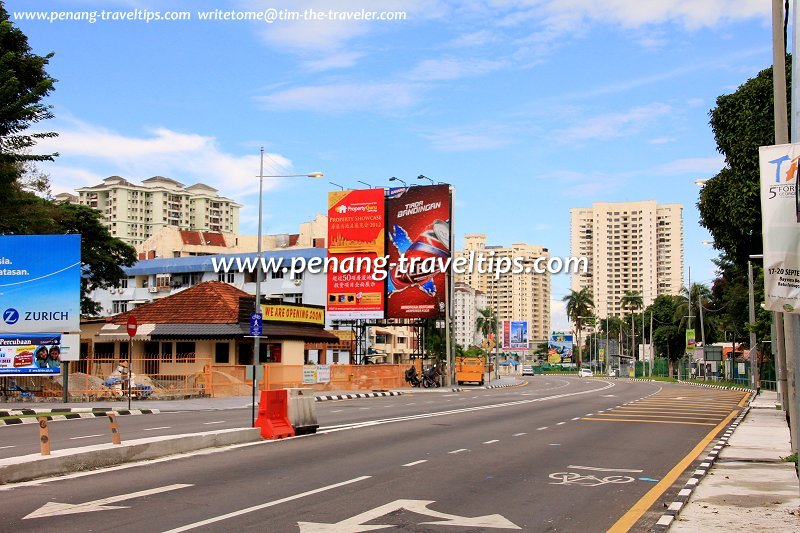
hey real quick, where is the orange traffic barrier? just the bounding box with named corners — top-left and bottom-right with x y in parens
top-left (254, 389), bottom-right (295, 440)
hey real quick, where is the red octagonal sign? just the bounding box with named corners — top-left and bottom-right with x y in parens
top-left (127, 316), bottom-right (138, 337)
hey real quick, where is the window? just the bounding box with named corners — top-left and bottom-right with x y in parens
top-left (271, 268), bottom-right (284, 279)
top-left (176, 342), bottom-right (195, 362)
top-left (112, 301), bottom-right (127, 314)
top-left (375, 334), bottom-right (388, 344)
top-left (161, 342), bottom-right (173, 362)
top-left (218, 273), bottom-right (235, 283)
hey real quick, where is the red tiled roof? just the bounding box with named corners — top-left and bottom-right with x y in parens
top-left (110, 281), bottom-right (247, 325)
top-left (179, 231), bottom-right (227, 247)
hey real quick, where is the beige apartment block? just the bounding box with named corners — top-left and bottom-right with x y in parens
top-left (570, 200), bottom-right (684, 318)
top-left (455, 235), bottom-right (551, 341)
top-left (74, 176), bottom-right (242, 245)
top-left (454, 282), bottom-right (488, 348)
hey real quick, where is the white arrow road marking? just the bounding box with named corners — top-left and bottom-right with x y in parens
top-left (23, 484), bottom-right (192, 519)
top-left (164, 477), bottom-right (370, 533)
top-left (297, 499), bottom-right (521, 531)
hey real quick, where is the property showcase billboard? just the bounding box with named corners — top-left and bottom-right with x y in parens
top-left (386, 184), bottom-right (451, 319)
top-left (759, 143), bottom-right (800, 313)
top-left (326, 189), bottom-right (385, 320)
top-left (502, 320), bottom-right (529, 350)
top-left (0, 235), bottom-right (81, 333)
top-left (0, 334), bottom-right (65, 375)
top-left (548, 333), bottom-right (574, 364)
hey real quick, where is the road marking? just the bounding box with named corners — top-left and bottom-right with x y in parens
top-left (442, 394), bottom-right (458, 397)
top-left (556, 422), bottom-right (566, 425)
top-left (403, 460), bottom-right (428, 467)
top-left (582, 418), bottom-right (716, 426)
top-left (548, 443), bottom-right (561, 446)
top-left (513, 433), bottom-right (526, 437)
top-left (595, 412), bottom-right (723, 420)
top-left (449, 449), bottom-right (468, 454)
top-left (537, 427), bottom-right (548, 430)
top-left (202, 421), bottom-right (226, 425)
top-left (163, 476), bottom-right (371, 532)
top-left (24, 484), bottom-right (192, 519)
top-left (69, 434), bottom-right (104, 440)
top-left (405, 403), bottom-right (416, 406)
top-left (483, 440), bottom-right (499, 444)
top-left (571, 417), bottom-right (581, 420)
top-left (607, 397), bottom-right (743, 533)
top-left (359, 408), bottom-right (370, 410)
top-left (549, 472), bottom-right (635, 487)
top-left (0, 445), bottom-right (15, 450)
top-left (567, 465), bottom-right (644, 473)
top-left (297, 499), bottom-right (521, 530)
top-left (330, 409), bottom-right (343, 413)
top-left (143, 426), bottom-right (171, 431)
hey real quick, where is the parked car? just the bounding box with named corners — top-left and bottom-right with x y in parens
top-left (578, 368), bottom-right (594, 378)
top-left (522, 365), bottom-right (535, 376)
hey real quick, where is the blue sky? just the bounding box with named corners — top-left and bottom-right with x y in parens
top-left (7, 0), bottom-right (771, 330)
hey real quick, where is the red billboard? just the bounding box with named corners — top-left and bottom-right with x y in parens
top-left (326, 189), bottom-right (385, 319)
top-left (386, 184), bottom-right (451, 319)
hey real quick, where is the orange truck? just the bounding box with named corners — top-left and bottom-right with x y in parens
top-left (456, 356), bottom-right (486, 386)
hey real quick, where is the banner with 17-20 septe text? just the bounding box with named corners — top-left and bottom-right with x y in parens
top-left (386, 184), bottom-right (451, 319)
top-left (326, 189), bottom-right (385, 320)
top-left (0, 235), bottom-right (81, 333)
top-left (760, 143), bottom-right (800, 314)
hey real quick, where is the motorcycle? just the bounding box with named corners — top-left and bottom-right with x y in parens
top-left (404, 366), bottom-right (422, 387)
top-left (422, 366), bottom-right (441, 388)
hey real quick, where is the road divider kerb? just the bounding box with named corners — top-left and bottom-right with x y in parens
top-left (0, 409), bottom-right (160, 427)
top-left (315, 391), bottom-right (403, 402)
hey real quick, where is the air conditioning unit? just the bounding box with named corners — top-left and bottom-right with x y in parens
top-left (148, 287), bottom-right (158, 293)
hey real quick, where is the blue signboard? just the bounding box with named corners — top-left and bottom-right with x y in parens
top-left (0, 334), bottom-right (62, 375)
top-left (250, 313), bottom-right (263, 337)
top-left (0, 235), bottom-right (81, 333)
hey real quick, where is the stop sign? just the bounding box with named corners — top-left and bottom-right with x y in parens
top-left (126, 316), bottom-right (138, 337)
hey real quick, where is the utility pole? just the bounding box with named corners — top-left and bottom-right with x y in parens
top-left (699, 291), bottom-right (706, 380)
top-left (748, 259), bottom-right (759, 390)
top-left (650, 312), bottom-right (654, 377)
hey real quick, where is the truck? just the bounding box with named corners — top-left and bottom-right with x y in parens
top-left (456, 356), bottom-right (486, 386)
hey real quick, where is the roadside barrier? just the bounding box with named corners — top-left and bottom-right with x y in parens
top-left (286, 388), bottom-right (318, 435)
top-left (254, 390), bottom-right (295, 440)
top-left (34, 412), bottom-right (125, 455)
top-left (0, 408), bottom-right (159, 427)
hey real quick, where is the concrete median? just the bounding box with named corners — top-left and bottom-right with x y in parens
top-left (0, 427), bottom-right (261, 485)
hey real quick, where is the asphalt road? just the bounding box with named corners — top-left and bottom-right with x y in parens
top-left (0, 378), bottom-right (748, 532)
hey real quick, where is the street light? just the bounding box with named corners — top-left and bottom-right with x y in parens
top-left (329, 182), bottom-right (345, 190)
top-left (417, 175), bottom-right (434, 185)
top-left (389, 176), bottom-right (407, 187)
top-left (357, 180), bottom-right (374, 188)
top-left (695, 179), bottom-right (709, 186)
top-left (252, 146), bottom-right (322, 426)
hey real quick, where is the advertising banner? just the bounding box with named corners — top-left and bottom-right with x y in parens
top-left (261, 304), bottom-right (325, 326)
top-left (302, 366), bottom-right (316, 384)
top-left (686, 328), bottom-right (696, 352)
top-left (386, 184), bottom-right (451, 319)
top-left (548, 333), bottom-right (573, 364)
top-left (0, 334), bottom-right (62, 375)
top-left (0, 235), bottom-right (81, 333)
top-left (502, 320), bottom-right (529, 350)
top-left (326, 189), bottom-right (385, 319)
top-left (759, 144), bottom-right (800, 313)
top-left (316, 364), bottom-right (331, 383)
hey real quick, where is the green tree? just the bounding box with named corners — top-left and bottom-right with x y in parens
top-left (563, 288), bottom-right (594, 365)
top-left (475, 307), bottom-right (498, 343)
top-left (620, 291), bottom-right (643, 357)
top-left (0, 6), bottom-right (136, 315)
top-left (645, 295), bottom-right (686, 376)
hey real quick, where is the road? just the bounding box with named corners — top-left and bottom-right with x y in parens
top-left (0, 378), bottom-right (748, 532)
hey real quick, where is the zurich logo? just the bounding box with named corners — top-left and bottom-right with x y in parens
top-left (3, 308), bottom-right (19, 325)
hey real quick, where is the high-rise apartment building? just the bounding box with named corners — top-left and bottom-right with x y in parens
top-left (75, 176), bottom-right (241, 245)
top-left (570, 201), bottom-right (683, 318)
top-left (455, 235), bottom-right (550, 342)
top-left (453, 282), bottom-right (488, 348)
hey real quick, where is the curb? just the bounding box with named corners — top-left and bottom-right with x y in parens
top-left (0, 409), bottom-right (160, 427)
top-left (651, 406), bottom-right (750, 531)
top-left (676, 380), bottom-right (752, 392)
top-left (315, 391), bottom-right (403, 402)
top-left (483, 382), bottom-right (523, 390)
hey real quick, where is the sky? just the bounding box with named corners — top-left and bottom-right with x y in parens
top-left (6, 0), bottom-right (774, 331)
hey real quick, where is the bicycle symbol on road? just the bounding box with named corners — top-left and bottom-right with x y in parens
top-left (549, 472), bottom-right (636, 487)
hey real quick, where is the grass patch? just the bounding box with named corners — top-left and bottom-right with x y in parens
top-left (651, 376), bottom-right (677, 382)
top-left (784, 453), bottom-right (797, 464)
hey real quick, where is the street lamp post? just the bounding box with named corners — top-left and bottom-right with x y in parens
top-left (329, 182), bottom-right (345, 190)
top-left (417, 175), bottom-right (434, 185)
top-left (389, 176), bottom-right (407, 188)
top-left (251, 146), bottom-right (322, 426)
top-left (357, 180), bottom-right (373, 189)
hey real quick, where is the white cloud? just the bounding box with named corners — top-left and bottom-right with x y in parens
top-left (651, 156), bottom-right (725, 175)
top-left (550, 299), bottom-right (570, 332)
top-left (302, 51), bottom-right (365, 72)
top-left (649, 137), bottom-right (676, 144)
top-left (422, 124), bottom-right (514, 151)
top-left (258, 82), bottom-right (422, 112)
top-left (555, 103), bottom-right (672, 143)
top-left (408, 57), bottom-right (508, 81)
top-left (37, 119), bottom-right (294, 199)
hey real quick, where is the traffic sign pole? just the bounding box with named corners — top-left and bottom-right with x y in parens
top-left (126, 316), bottom-right (137, 410)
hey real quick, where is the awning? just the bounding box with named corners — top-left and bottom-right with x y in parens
top-left (97, 323), bottom-right (156, 341)
top-left (150, 323), bottom-right (247, 340)
top-left (374, 329), bottom-right (393, 336)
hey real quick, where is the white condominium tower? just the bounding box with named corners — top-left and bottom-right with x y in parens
top-left (455, 235), bottom-right (551, 342)
top-left (75, 176), bottom-right (241, 245)
top-left (570, 201), bottom-right (684, 318)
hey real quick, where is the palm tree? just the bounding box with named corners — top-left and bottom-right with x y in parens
top-left (620, 291), bottom-right (643, 358)
top-left (475, 308), bottom-right (498, 347)
top-left (563, 288), bottom-right (594, 366)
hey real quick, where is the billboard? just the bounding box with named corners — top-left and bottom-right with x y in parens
top-left (548, 333), bottom-right (574, 364)
top-left (759, 144), bottom-right (800, 313)
top-left (0, 334), bottom-right (64, 375)
top-left (0, 235), bottom-right (81, 333)
top-left (502, 320), bottom-right (529, 350)
top-left (261, 304), bottom-right (324, 326)
top-left (326, 189), bottom-right (385, 320)
top-left (386, 184), bottom-right (451, 319)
